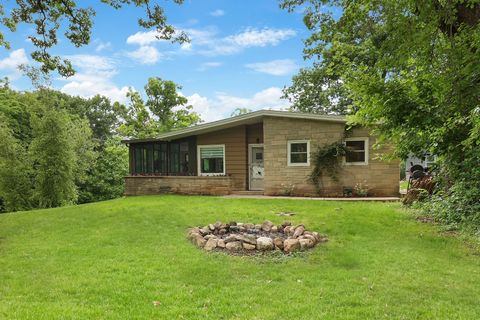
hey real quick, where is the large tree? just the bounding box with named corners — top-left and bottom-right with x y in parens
top-left (119, 77), bottom-right (200, 138)
top-left (282, 0), bottom-right (480, 227)
top-left (0, 0), bottom-right (188, 77)
top-left (282, 0), bottom-right (480, 156)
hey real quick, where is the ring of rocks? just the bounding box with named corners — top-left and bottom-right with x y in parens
top-left (188, 220), bottom-right (328, 254)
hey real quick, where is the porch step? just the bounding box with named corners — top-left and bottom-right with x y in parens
top-left (230, 190), bottom-right (264, 196)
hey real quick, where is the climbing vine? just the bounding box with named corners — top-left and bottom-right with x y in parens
top-left (309, 141), bottom-right (348, 193)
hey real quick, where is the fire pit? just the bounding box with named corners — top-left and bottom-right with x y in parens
top-left (187, 220), bottom-right (327, 254)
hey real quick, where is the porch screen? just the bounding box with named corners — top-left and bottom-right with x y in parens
top-left (199, 145), bottom-right (225, 175)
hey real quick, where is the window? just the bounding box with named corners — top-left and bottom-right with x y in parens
top-left (287, 140), bottom-right (310, 166)
top-left (345, 138), bottom-right (369, 165)
top-left (197, 145), bottom-right (225, 175)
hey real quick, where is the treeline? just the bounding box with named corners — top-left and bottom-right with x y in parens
top-left (0, 77), bottom-right (200, 212)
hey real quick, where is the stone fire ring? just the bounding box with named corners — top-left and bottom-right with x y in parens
top-left (187, 220), bottom-right (328, 254)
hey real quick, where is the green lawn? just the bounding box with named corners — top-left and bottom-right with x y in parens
top-left (1, 196), bottom-right (479, 319)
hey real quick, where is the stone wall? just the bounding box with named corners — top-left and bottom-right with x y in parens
top-left (125, 176), bottom-right (233, 196)
top-left (263, 117), bottom-right (400, 197)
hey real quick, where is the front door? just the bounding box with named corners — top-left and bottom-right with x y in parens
top-left (249, 144), bottom-right (264, 190)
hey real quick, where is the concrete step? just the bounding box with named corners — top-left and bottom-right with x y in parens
top-left (230, 190), bottom-right (264, 196)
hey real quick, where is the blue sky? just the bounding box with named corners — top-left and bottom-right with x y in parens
top-left (0, 0), bottom-right (312, 121)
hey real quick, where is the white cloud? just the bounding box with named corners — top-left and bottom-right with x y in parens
top-left (125, 27), bottom-right (297, 58)
top-left (210, 9), bottom-right (225, 17)
top-left (95, 41), bottom-right (112, 52)
top-left (126, 30), bottom-right (161, 46)
top-left (0, 49), bottom-right (29, 79)
top-left (197, 61), bottom-right (222, 71)
top-left (226, 28), bottom-right (296, 48)
top-left (186, 87), bottom-right (288, 122)
top-left (245, 59), bottom-right (298, 76)
top-left (198, 27), bottom-right (297, 56)
top-left (59, 54), bottom-right (130, 104)
top-left (126, 45), bottom-right (162, 64)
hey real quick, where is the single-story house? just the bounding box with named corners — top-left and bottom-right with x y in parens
top-left (123, 110), bottom-right (399, 197)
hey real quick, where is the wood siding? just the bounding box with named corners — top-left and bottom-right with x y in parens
top-left (197, 125), bottom-right (252, 190)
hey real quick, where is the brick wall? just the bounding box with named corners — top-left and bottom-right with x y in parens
top-left (263, 117), bottom-right (400, 197)
top-left (125, 176), bottom-right (233, 196)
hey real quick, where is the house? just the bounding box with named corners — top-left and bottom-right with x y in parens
top-left (123, 110), bottom-right (399, 197)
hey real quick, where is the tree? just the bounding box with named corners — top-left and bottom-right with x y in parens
top-left (145, 77), bottom-right (201, 130)
top-left (230, 108), bottom-right (252, 117)
top-left (78, 138), bottom-right (128, 203)
top-left (30, 108), bottom-right (78, 208)
top-left (119, 78), bottom-right (201, 138)
top-left (282, 65), bottom-right (351, 115)
top-left (0, 120), bottom-right (33, 212)
top-left (118, 89), bottom-right (159, 139)
top-left (282, 0), bottom-right (480, 227)
top-left (281, 0), bottom-right (480, 157)
top-left (0, 0), bottom-right (188, 77)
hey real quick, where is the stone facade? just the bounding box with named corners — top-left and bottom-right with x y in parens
top-left (263, 116), bottom-right (400, 197)
top-left (125, 176), bottom-right (233, 196)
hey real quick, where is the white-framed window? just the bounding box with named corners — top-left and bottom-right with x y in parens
top-left (344, 137), bottom-right (369, 165)
top-left (197, 144), bottom-right (226, 176)
top-left (287, 140), bottom-right (310, 166)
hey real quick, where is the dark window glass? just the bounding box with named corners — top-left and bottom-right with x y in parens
top-left (201, 158), bottom-right (224, 174)
top-left (153, 143), bottom-right (167, 173)
top-left (135, 146), bottom-right (143, 173)
top-left (169, 143), bottom-right (180, 173)
top-left (289, 142), bottom-right (308, 164)
top-left (345, 140), bottom-right (366, 163)
top-left (145, 144), bottom-right (153, 173)
top-left (200, 146), bottom-right (224, 174)
top-left (291, 143), bottom-right (307, 153)
top-left (180, 142), bottom-right (189, 173)
top-left (291, 153), bottom-right (307, 164)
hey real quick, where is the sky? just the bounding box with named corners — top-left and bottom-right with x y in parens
top-left (0, 0), bottom-right (313, 122)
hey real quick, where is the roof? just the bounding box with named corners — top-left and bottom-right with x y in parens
top-left (122, 110), bottom-right (347, 143)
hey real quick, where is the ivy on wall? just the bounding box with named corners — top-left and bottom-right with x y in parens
top-left (309, 141), bottom-right (348, 194)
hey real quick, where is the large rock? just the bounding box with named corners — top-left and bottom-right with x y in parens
top-left (243, 243), bottom-right (256, 250)
top-left (261, 220), bottom-right (274, 232)
top-left (273, 237), bottom-right (284, 250)
top-left (283, 239), bottom-right (300, 253)
top-left (299, 238), bottom-right (314, 250)
top-left (204, 238), bottom-right (218, 251)
top-left (217, 239), bottom-right (226, 248)
top-left (293, 225), bottom-right (305, 238)
top-left (284, 226), bottom-right (294, 236)
top-left (303, 234), bottom-right (317, 244)
top-left (226, 241), bottom-right (242, 251)
top-left (244, 223), bottom-right (254, 230)
top-left (281, 221), bottom-right (292, 228)
top-left (200, 227), bottom-right (211, 236)
top-left (191, 234), bottom-right (207, 248)
top-left (256, 237), bottom-right (274, 250)
top-left (238, 234), bottom-right (257, 245)
top-left (225, 234), bottom-right (240, 243)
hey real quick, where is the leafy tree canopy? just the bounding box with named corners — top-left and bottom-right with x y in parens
top-left (119, 77), bottom-right (201, 138)
top-left (281, 0), bottom-right (480, 160)
top-left (0, 0), bottom-right (188, 77)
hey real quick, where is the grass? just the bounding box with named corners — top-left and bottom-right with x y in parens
top-left (1, 195), bottom-right (479, 319)
top-left (400, 180), bottom-right (408, 190)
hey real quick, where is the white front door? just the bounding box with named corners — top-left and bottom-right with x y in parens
top-left (249, 144), bottom-right (264, 190)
